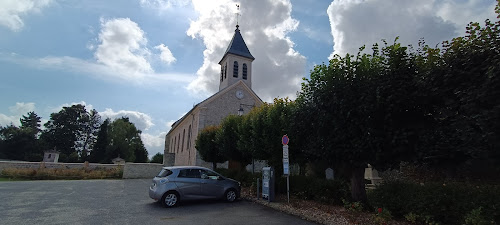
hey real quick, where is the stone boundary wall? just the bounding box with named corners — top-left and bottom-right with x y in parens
top-left (0, 161), bottom-right (163, 179)
top-left (0, 161), bottom-right (120, 174)
top-left (122, 163), bottom-right (164, 179)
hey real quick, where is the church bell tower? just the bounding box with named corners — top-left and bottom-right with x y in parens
top-left (218, 24), bottom-right (255, 91)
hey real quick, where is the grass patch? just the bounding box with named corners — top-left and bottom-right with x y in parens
top-left (1, 166), bottom-right (123, 180)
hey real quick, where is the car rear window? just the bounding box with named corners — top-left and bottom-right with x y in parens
top-left (156, 169), bottom-right (173, 177)
top-left (178, 169), bottom-right (201, 178)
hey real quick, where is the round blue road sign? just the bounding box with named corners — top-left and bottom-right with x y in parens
top-left (282, 135), bottom-right (289, 145)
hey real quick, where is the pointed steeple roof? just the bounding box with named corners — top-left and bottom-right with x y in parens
top-left (219, 25), bottom-right (254, 64)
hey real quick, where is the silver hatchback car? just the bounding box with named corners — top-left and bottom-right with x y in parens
top-left (149, 166), bottom-right (241, 207)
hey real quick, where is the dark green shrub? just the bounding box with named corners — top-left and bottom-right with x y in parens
top-left (216, 169), bottom-right (350, 204)
top-left (215, 168), bottom-right (260, 187)
top-left (368, 181), bottom-right (500, 224)
top-left (277, 175), bottom-right (350, 205)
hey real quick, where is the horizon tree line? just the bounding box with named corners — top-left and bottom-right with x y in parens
top-left (0, 104), bottom-right (149, 163)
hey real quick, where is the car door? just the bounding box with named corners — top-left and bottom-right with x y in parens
top-left (175, 169), bottom-right (202, 199)
top-left (200, 169), bottom-right (225, 198)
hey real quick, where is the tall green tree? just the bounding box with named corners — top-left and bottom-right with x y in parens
top-left (105, 117), bottom-right (148, 163)
top-left (415, 11), bottom-right (500, 177)
top-left (150, 152), bottom-right (164, 164)
top-left (0, 111), bottom-right (43, 161)
top-left (89, 118), bottom-right (110, 163)
top-left (41, 104), bottom-right (100, 162)
top-left (237, 108), bottom-right (259, 171)
top-left (296, 41), bottom-right (426, 202)
top-left (20, 111), bottom-right (41, 138)
top-left (216, 115), bottom-right (250, 169)
top-left (76, 109), bottom-right (101, 162)
top-left (196, 126), bottom-right (225, 169)
top-left (245, 98), bottom-right (297, 173)
top-left (0, 125), bottom-right (32, 160)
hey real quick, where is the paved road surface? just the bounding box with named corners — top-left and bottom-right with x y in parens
top-left (0, 179), bottom-right (317, 225)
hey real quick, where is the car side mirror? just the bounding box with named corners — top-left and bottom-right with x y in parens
top-left (217, 176), bottom-right (224, 180)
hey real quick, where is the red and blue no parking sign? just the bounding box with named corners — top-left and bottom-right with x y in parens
top-left (282, 135), bottom-right (289, 145)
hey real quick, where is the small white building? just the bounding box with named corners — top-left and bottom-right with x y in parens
top-left (112, 157), bottom-right (125, 165)
top-left (43, 149), bottom-right (60, 163)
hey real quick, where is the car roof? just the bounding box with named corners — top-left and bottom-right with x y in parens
top-left (161, 166), bottom-right (212, 170)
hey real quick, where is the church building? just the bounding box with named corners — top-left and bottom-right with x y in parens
top-left (164, 25), bottom-right (263, 167)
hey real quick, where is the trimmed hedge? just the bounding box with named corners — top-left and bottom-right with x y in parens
top-left (278, 175), bottom-right (350, 205)
top-left (368, 181), bottom-right (500, 224)
top-left (216, 169), bottom-right (350, 205)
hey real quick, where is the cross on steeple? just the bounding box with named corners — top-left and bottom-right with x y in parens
top-left (236, 4), bottom-right (240, 29)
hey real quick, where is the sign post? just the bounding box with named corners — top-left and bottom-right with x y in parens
top-left (282, 135), bottom-right (290, 203)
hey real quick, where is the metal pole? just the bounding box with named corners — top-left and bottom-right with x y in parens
top-left (257, 178), bottom-right (260, 199)
top-left (287, 175), bottom-right (290, 203)
top-left (252, 158), bottom-right (255, 174)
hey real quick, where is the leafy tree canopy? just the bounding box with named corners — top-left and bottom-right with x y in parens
top-left (196, 126), bottom-right (225, 169)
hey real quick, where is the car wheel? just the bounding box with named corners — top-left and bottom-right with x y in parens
top-left (161, 192), bottom-right (179, 208)
top-left (225, 189), bottom-right (237, 202)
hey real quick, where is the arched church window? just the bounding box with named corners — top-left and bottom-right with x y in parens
top-left (177, 133), bottom-right (180, 153)
top-left (224, 63), bottom-right (227, 79)
top-left (182, 129), bottom-right (185, 152)
top-left (243, 63), bottom-right (247, 80)
top-left (173, 137), bottom-right (177, 153)
top-left (233, 61), bottom-right (239, 77)
top-left (187, 125), bottom-right (192, 149)
top-left (220, 66), bottom-right (223, 82)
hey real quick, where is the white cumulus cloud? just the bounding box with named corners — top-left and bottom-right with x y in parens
top-left (0, 16), bottom-right (193, 86)
top-left (166, 120), bottom-right (176, 129)
top-left (327, 0), bottom-right (498, 57)
top-left (0, 102), bottom-right (36, 127)
top-left (186, 0), bottom-right (306, 101)
top-left (9, 102), bottom-right (36, 116)
top-left (140, 0), bottom-right (191, 11)
top-left (155, 44), bottom-right (177, 65)
top-left (95, 18), bottom-right (153, 76)
top-left (0, 0), bottom-right (53, 31)
top-left (49, 101), bottom-right (94, 113)
top-left (99, 108), bottom-right (154, 131)
top-left (141, 131), bottom-right (167, 157)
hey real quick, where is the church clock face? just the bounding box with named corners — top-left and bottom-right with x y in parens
top-left (236, 90), bottom-right (244, 99)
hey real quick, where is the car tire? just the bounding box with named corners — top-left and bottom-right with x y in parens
top-left (161, 191), bottom-right (179, 208)
top-left (225, 189), bottom-right (237, 202)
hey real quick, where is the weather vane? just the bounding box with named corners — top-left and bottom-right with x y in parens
top-left (236, 4), bottom-right (240, 28)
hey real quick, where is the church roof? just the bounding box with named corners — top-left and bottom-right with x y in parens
top-left (219, 25), bottom-right (254, 64)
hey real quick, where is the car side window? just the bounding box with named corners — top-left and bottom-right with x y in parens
top-left (201, 169), bottom-right (220, 180)
top-left (178, 169), bottom-right (201, 178)
top-left (156, 169), bottom-right (172, 177)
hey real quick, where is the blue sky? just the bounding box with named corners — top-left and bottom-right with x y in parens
top-left (0, 0), bottom-right (497, 158)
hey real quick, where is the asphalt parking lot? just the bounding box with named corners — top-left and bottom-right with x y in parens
top-left (0, 179), bottom-right (317, 225)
